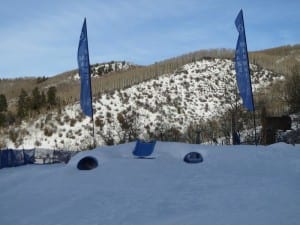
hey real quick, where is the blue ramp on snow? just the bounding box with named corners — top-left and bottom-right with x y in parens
top-left (132, 140), bottom-right (156, 157)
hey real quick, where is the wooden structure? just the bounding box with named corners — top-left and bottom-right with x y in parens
top-left (261, 115), bottom-right (291, 145)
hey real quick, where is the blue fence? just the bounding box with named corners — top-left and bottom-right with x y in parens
top-left (0, 149), bottom-right (78, 169)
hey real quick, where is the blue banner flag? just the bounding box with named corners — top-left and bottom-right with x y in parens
top-left (235, 10), bottom-right (254, 111)
top-left (77, 18), bottom-right (93, 117)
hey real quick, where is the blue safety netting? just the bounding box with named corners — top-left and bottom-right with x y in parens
top-left (23, 149), bottom-right (35, 164)
top-left (0, 148), bottom-right (77, 169)
top-left (0, 149), bottom-right (25, 168)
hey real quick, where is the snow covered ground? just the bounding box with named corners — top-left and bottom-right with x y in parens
top-left (0, 142), bottom-right (299, 225)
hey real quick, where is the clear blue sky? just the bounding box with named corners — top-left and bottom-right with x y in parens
top-left (0, 0), bottom-right (299, 78)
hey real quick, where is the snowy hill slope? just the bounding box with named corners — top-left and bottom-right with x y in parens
top-left (0, 142), bottom-right (299, 225)
top-left (3, 59), bottom-right (284, 150)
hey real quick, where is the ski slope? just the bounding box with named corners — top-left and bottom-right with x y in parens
top-left (0, 142), bottom-right (299, 225)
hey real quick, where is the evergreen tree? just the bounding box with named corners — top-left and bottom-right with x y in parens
top-left (47, 86), bottom-right (57, 106)
top-left (0, 112), bottom-right (5, 126)
top-left (31, 87), bottom-right (42, 111)
top-left (0, 94), bottom-right (8, 112)
top-left (17, 89), bottom-right (29, 119)
top-left (41, 91), bottom-right (46, 108)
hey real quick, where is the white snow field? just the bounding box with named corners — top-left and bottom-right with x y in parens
top-left (0, 142), bottom-right (299, 225)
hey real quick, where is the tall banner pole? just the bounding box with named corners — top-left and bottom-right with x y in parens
top-left (77, 18), bottom-right (96, 148)
top-left (235, 9), bottom-right (257, 144)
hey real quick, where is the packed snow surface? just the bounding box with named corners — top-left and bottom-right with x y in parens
top-left (0, 142), bottom-right (299, 225)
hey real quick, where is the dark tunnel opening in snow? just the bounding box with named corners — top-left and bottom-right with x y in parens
top-left (77, 156), bottom-right (98, 170)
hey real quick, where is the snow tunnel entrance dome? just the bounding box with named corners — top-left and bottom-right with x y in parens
top-left (183, 152), bottom-right (203, 164)
top-left (77, 156), bottom-right (98, 170)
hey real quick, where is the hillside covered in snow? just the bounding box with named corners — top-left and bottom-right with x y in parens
top-left (73, 61), bottom-right (137, 80)
top-left (1, 58), bottom-right (285, 150)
